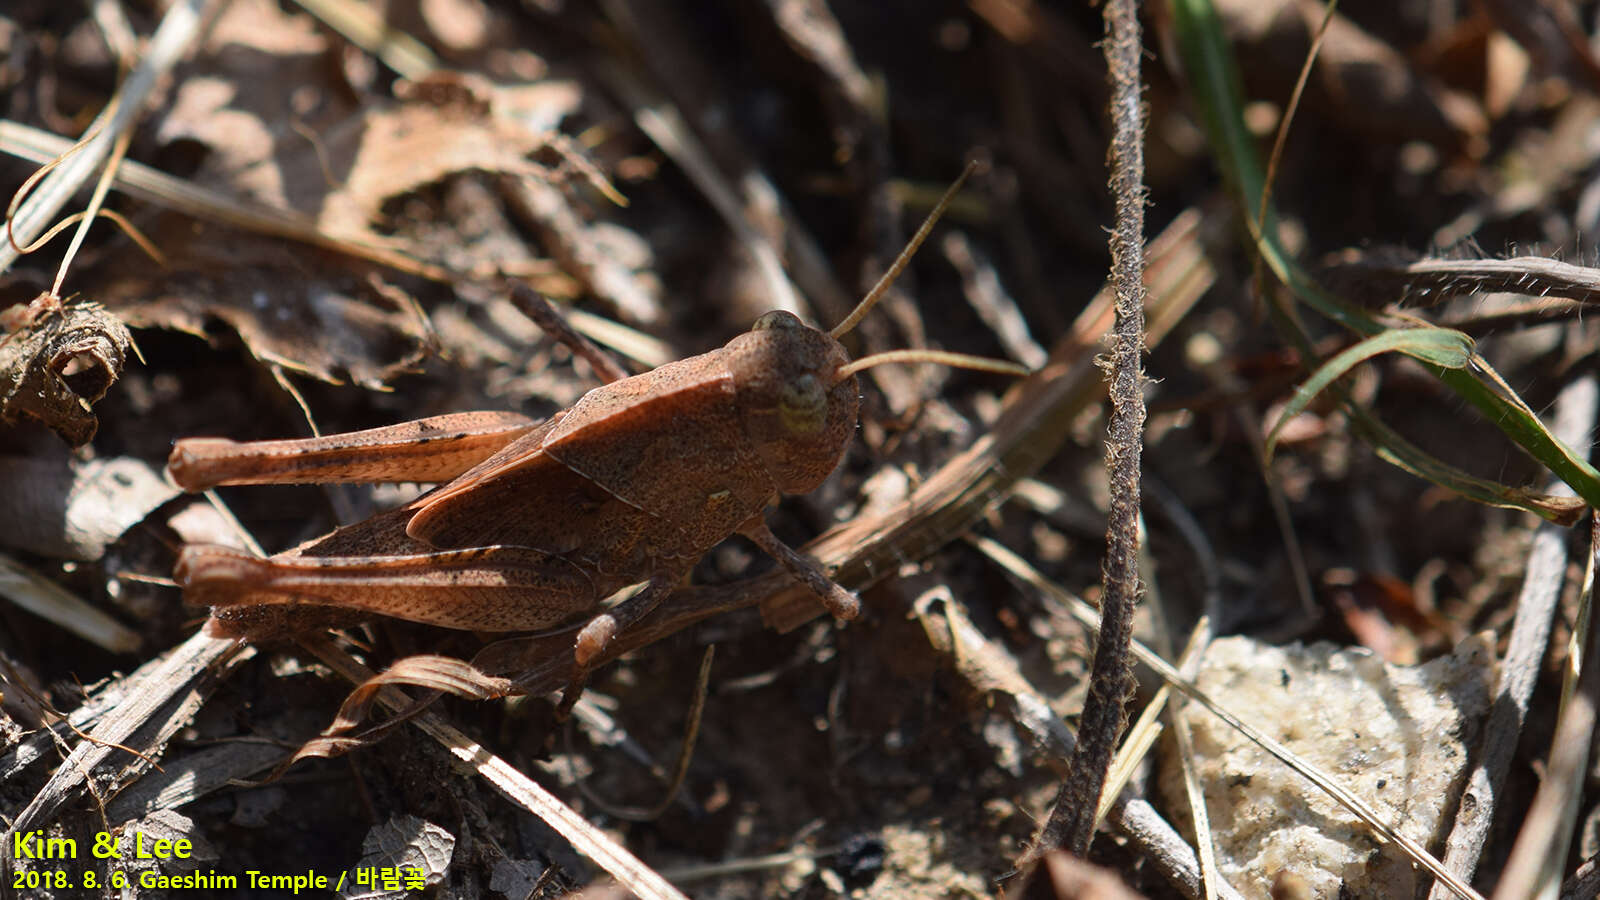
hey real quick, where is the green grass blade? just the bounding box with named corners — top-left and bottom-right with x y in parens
top-left (1350, 405), bottom-right (1585, 526)
top-left (1264, 327), bottom-right (1474, 462)
top-left (1168, 0), bottom-right (1600, 515)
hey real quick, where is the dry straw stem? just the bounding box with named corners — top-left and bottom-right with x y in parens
top-left (1027, 0), bottom-right (1149, 863)
top-left (1098, 619), bottom-right (1216, 838)
top-left (596, 0), bottom-right (945, 415)
top-left (0, 120), bottom-right (440, 282)
top-left (593, 58), bottom-right (804, 320)
top-left (1143, 479), bottom-right (1225, 898)
top-left (3, 632), bottom-right (247, 845)
top-left (295, 634), bottom-right (689, 900)
top-left (0, 552), bottom-right (140, 653)
top-left (1491, 516), bottom-right (1600, 900)
top-left (595, 0), bottom-right (875, 332)
top-left (1167, 621), bottom-right (1221, 900)
top-left (913, 589), bottom-right (1241, 900)
top-left (289, 0), bottom-right (438, 79)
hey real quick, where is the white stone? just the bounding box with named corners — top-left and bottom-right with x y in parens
top-left (1158, 634), bottom-right (1494, 899)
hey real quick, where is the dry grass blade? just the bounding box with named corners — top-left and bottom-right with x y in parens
top-left (0, 0), bottom-right (208, 275)
top-left (1489, 515), bottom-right (1600, 899)
top-left (593, 59), bottom-right (803, 319)
top-left (911, 590), bottom-right (1240, 900)
top-left (1100, 686), bottom-right (1164, 826)
top-left (289, 0), bottom-right (437, 79)
top-left (653, 846), bottom-right (841, 884)
top-left (1100, 620), bottom-right (1214, 824)
top-left (295, 634), bottom-right (689, 900)
top-left (0, 552), bottom-right (139, 653)
top-left (1321, 254), bottom-right (1600, 309)
top-left (597, 0), bottom-right (869, 331)
top-left (942, 229), bottom-right (1050, 369)
top-left (1429, 373), bottom-right (1598, 899)
top-left (0, 120), bottom-right (443, 280)
top-left (974, 536), bottom-right (1485, 900)
top-left (1145, 484), bottom-right (1223, 898)
top-left (3, 631), bottom-right (245, 841)
top-left (1168, 621), bottom-right (1221, 900)
top-left (502, 174), bottom-right (665, 328)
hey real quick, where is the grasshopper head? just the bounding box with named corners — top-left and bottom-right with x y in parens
top-left (727, 310), bottom-right (859, 495)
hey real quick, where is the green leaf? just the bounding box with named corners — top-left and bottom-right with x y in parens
top-left (1264, 328), bottom-right (1474, 462)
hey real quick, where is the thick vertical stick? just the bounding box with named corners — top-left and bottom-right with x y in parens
top-left (1026, 0), bottom-right (1148, 867)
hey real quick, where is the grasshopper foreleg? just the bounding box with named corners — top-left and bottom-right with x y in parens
top-left (572, 569), bottom-right (684, 666)
top-left (559, 569), bottom-right (684, 717)
top-left (740, 519), bottom-right (860, 620)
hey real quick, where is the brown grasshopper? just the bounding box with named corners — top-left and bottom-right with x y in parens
top-left (166, 171), bottom-right (1025, 682)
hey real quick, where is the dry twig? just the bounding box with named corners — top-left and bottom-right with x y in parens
top-left (1026, 0), bottom-right (1148, 863)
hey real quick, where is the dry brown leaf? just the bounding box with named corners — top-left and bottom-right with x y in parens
top-left (156, 0), bottom-right (582, 249)
top-left (318, 72), bottom-right (581, 240)
top-left (98, 229), bottom-right (428, 387)
top-left (122, 0), bottom-right (589, 388)
top-left (343, 815), bottom-right (455, 897)
top-left (0, 299), bottom-right (132, 445)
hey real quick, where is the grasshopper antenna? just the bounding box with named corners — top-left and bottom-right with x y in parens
top-left (835, 348), bottom-right (1030, 382)
top-left (828, 161), bottom-right (1034, 384)
top-left (829, 161), bottom-right (976, 340)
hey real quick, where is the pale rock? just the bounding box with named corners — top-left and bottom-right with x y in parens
top-left (1158, 634), bottom-right (1494, 899)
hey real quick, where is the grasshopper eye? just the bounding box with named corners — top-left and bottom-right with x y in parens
top-left (753, 310), bottom-right (802, 331)
top-left (778, 373), bottom-right (826, 435)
